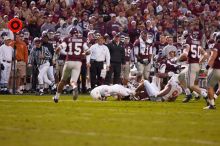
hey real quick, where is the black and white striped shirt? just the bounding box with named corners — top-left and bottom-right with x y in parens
top-left (29, 46), bottom-right (51, 66)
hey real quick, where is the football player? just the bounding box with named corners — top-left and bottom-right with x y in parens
top-left (179, 28), bottom-right (208, 102)
top-left (134, 31), bottom-right (153, 80)
top-left (204, 32), bottom-right (220, 109)
top-left (121, 36), bottom-right (133, 85)
top-left (90, 84), bottom-right (135, 101)
top-left (52, 28), bottom-right (87, 103)
top-left (135, 73), bottom-right (182, 102)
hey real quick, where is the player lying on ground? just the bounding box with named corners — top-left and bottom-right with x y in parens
top-left (90, 84), bottom-right (135, 101)
top-left (135, 73), bottom-right (182, 102)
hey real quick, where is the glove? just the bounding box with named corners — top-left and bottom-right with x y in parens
top-left (168, 72), bottom-right (174, 77)
top-left (206, 65), bottom-right (210, 70)
top-left (1, 64), bottom-right (4, 70)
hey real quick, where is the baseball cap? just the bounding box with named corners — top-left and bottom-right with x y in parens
top-left (4, 36), bottom-right (11, 41)
top-left (110, 13), bottom-right (116, 17)
top-left (34, 37), bottom-right (41, 42)
top-left (30, 1), bottom-right (36, 5)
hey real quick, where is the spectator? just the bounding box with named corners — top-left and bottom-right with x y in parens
top-left (41, 14), bottom-right (56, 33)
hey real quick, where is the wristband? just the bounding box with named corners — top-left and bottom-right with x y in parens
top-left (206, 65), bottom-right (210, 70)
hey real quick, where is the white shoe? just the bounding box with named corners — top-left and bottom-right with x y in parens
top-left (16, 90), bottom-right (23, 94)
top-left (203, 105), bottom-right (216, 110)
top-left (53, 96), bottom-right (59, 103)
top-left (72, 87), bottom-right (78, 100)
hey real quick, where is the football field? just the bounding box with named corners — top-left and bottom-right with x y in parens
top-left (0, 94), bottom-right (220, 146)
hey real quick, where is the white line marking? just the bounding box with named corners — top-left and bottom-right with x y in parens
top-left (0, 99), bottom-right (109, 103)
top-left (0, 127), bottom-right (218, 145)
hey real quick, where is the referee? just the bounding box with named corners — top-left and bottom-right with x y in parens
top-left (86, 36), bottom-right (110, 89)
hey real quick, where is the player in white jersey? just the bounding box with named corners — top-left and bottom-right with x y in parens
top-left (135, 74), bottom-right (183, 102)
top-left (90, 84), bottom-right (135, 100)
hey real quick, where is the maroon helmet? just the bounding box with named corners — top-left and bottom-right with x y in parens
top-left (69, 27), bottom-right (78, 35)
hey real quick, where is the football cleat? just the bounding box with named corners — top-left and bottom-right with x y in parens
top-left (39, 91), bottom-right (44, 96)
top-left (204, 96), bottom-right (210, 106)
top-left (72, 87), bottom-right (78, 100)
top-left (194, 96), bottom-right (201, 101)
top-left (203, 105), bottom-right (216, 110)
top-left (182, 94), bottom-right (192, 103)
top-left (53, 96), bottom-right (59, 103)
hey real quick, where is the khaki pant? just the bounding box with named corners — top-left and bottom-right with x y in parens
top-left (61, 61), bottom-right (82, 83)
top-left (136, 62), bottom-right (151, 79)
top-left (207, 69), bottom-right (220, 87)
top-left (121, 62), bottom-right (130, 80)
top-left (16, 61), bottom-right (26, 77)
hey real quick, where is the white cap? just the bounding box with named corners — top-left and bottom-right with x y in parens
top-left (131, 1), bottom-right (136, 5)
top-left (156, 5), bottom-right (163, 13)
top-left (110, 13), bottom-right (116, 17)
top-left (131, 20), bottom-right (136, 24)
top-left (144, 9), bottom-right (149, 13)
top-left (4, 36), bottom-right (10, 41)
top-left (146, 20), bottom-right (151, 23)
top-left (168, 2), bottom-right (173, 5)
top-left (30, 1), bottom-right (36, 5)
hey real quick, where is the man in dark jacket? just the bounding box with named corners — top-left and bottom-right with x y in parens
top-left (105, 33), bottom-right (125, 84)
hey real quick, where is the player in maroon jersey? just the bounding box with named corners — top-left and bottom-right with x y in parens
top-left (156, 49), bottom-right (180, 89)
top-left (133, 30), bottom-right (153, 80)
top-left (121, 36), bottom-right (133, 85)
top-left (204, 33), bottom-right (220, 109)
top-left (52, 28), bottom-right (87, 103)
top-left (179, 32), bottom-right (208, 103)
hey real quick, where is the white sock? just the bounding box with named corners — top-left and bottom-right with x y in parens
top-left (192, 91), bottom-right (199, 98)
top-left (209, 99), bottom-right (215, 106)
top-left (200, 90), bottom-right (207, 98)
top-left (55, 92), bottom-right (60, 99)
top-left (214, 94), bottom-right (218, 99)
top-left (184, 88), bottom-right (191, 96)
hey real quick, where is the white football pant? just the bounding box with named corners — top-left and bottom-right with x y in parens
top-left (0, 62), bottom-right (11, 85)
top-left (144, 80), bottom-right (160, 97)
top-left (38, 62), bottom-right (52, 85)
top-left (47, 66), bottom-right (55, 83)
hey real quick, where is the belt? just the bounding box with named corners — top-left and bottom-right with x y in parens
top-left (3, 60), bottom-right (11, 63)
top-left (90, 59), bottom-right (104, 63)
top-left (17, 60), bottom-right (25, 62)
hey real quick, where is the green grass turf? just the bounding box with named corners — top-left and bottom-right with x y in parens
top-left (0, 94), bottom-right (220, 146)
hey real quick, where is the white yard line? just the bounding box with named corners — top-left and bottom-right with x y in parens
top-left (0, 99), bottom-right (109, 103)
top-left (0, 127), bottom-right (218, 145)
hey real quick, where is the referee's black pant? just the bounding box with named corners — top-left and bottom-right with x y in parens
top-left (90, 60), bottom-right (104, 89)
top-left (77, 61), bottom-right (87, 93)
top-left (105, 62), bottom-right (121, 85)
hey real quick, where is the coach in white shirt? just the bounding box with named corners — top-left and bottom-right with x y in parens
top-left (0, 37), bottom-right (14, 93)
top-left (86, 35), bottom-right (110, 89)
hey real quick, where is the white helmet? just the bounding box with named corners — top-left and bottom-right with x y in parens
top-left (90, 88), bottom-right (101, 100)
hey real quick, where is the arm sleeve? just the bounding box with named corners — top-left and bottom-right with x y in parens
top-left (86, 45), bottom-right (93, 64)
top-left (121, 46), bottom-right (125, 64)
top-left (24, 44), bottom-right (28, 64)
top-left (28, 49), bottom-right (34, 64)
top-left (105, 46), bottom-right (111, 66)
top-left (0, 47), bottom-right (2, 63)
